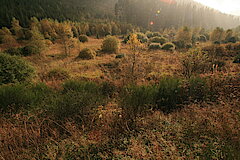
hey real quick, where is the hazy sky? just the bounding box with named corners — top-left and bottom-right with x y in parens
top-left (193, 0), bottom-right (240, 16)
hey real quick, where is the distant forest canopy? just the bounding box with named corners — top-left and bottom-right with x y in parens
top-left (0, 0), bottom-right (240, 29)
top-left (0, 0), bottom-right (117, 27)
top-left (115, 0), bottom-right (240, 29)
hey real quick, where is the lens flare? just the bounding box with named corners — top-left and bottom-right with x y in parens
top-left (160, 0), bottom-right (176, 5)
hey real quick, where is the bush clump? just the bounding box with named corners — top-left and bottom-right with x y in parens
top-left (150, 36), bottom-right (168, 45)
top-left (162, 42), bottom-right (175, 51)
top-left (4, 47), bottom-right (23, 56)
top-left (0, 53), bottom-right (34, 85)
top-left (181, 49), bottom-right (210, 78)
top-left (149, 43), bottom-right (161, 50)
top-left (54, 80), bottom-right (106, 121)
top-left (0, 83), bottom-right (52, 113)
top-left (198, 35), bottom-right (207, 42)
top-left (46, 68), bottom-right (70, 81)
top-left (136, 32), bottom-right (148, 43)
top-left (102, 36), bottom-right (119, 53)
top-left (233, 54), bottom-right (240, 63)
top-left (202, 45), bottom-right (225, 57)
top-left (22, 45), bottom-right (41, 56)
top-left (155, 77), bottom-right (183, 112)
top-left (115, 54), bottom-right (125, 59)
top-left (120, 85), bottom-right (158, 118)
top-left (79, 35), bottom-right (89, 43)
top-left (187, 76), bottom-right (209, 102)
top-left (78, 48), bottom-right (96, 60)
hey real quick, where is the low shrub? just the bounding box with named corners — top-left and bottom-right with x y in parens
top-left (173, 40), bottom-right (185, 49)
top-left (0, 83), bottom-right (52, 113)
top-left (214, 41), bottom-right (221, 45)
top-left (232, 43), bottom-right (240, 51)
top-left (46, 68), bottom-right (70, 80)
top-left (54, 80), bottom-right (107, 121)
top-left (212, 60), bottom-right (226, 68)
top-left (123, 33), bottom-right (148, 44)
top-left (149, 43), bottom-right (161, 50)
top-left (100, 81), bottom-right (116, 97)
top-left (150, 36), bottom-right (167, 45)
top-left (227, 36), bottom-right (237, 43)
top-left (198, 35), bottom-right (207, 42)
top-left (115, 54), bottom-right (125, 59)
top-left (78, 48), bottom-right (96, 60)
top-left (233, 54), bottom-right (240, 63)
top-left (185, 43), bottom-right (192, 49)
top-left (187, 76), bottom-right (209, 102)
top-left (0, 84), bottom-right (33, 112)
top-left (120, 85), bottom-right (158, 117)
top-left (22, 45), bottom-right (41, 56)
top-left (202, 45), bottom-right (225, 57)
top-left (0, 53), bottom-right (35, 85)
top-left (155, 77), bottom-right (183, 112)
top-left (152, 32), bottom-right (162, 37)
top-left (162, 42), bottom-right (175, 51)
top-left (79, 35), bottom-right (89, 43)
top-left (146, 31), bottom-right (153, 38)
top-left (102, 36), bottom-right (119, 53)
top-left (136, 32), bottom-right (148, 43)
top-left (4, 47), bottom-right (23, 56)
top-left (181, 49), bottom-right (210, 78)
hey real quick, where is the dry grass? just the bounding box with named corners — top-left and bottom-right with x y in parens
top-left (0, 37), bottom-right (240, 159)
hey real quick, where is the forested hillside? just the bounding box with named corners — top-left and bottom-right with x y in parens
top-left (115, 0), bottom-right (240, 29)
top-left (0, 0), bottom-right (117, 27)
top-left (1, 0), bottom-right (240, 30)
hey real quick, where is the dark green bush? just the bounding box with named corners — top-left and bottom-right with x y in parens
top-left (212, 60), bottom-right (226, 68)
top-left (102, 36), bottom-right (119, 53)
top-left (0, 53), bottom-right (35, 85)
top-left (150, 36), bottom-right (167, 45)
top-left (79, 35), bottom-right (88, 43)
top-left (198, 35), bottom-right (207, 42)
top-left (46, 68), bottom-right (70, 80)
top-left (54, 80), bottom-right (106, 121)
top-left (146, 31), bottom-right (154, 38)
top-left (0, 84), bottom-right (33, 112)
top-left (232, 43), bottom-right (240, 51)
top-left (115, 54), bottom-right (125, 59)
top-left (173, 40), bottom-right (185, 49)
top-left (0, 83), bottom-right (52, 113)
top-left (22, 45), bottom-right (41, 56)
top-left (4, 47), bottom-right (23, 56)
top-left (100, 81), bottom-right (116, 97)
top-left (136, 32), bottom-right (148, 43)
top-left (155, 77), bottom-right (183, 112)
top-left (233, 54), bottom-right (240, 63)
top-left (78, 48), bottom-right (96, 60)
top-left (187, 76), bottom-right (208, 102)
top-left (186, 43), bottom-right (192, 49)
top-left (149, 43), bottom-right (161, 50)
top-left (227, 36), bottom-right (237, 43)
top-left (202, 45), bottom-right (225, 57)
top-left (120, 85), bottom-right (158, 117)
top-left (162, 42), bottom-right (175, 51)
top-left (152, 32), bottom-right (162, 37)
top-left (214, 41), bottom-right (221, 45)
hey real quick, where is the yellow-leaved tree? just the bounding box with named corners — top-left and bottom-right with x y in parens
top-left (127, 33), bottom-right (143, 83)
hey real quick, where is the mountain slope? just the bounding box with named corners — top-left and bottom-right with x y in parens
top-left (115, 0), bottom-right (240, 29)
top-left (0, 0), bottom-right (239, 29)
top-left (0, 0), bottom-right (117, 27)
